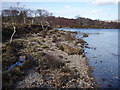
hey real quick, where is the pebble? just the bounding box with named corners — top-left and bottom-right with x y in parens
top-left (71, 79), bottom-right (77, 82)
top-left (65, 60), bottom-right (70, 63)
top-left (90, 78), bottom-right (94, 80)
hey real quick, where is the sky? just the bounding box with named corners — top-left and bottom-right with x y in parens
top-left (1, 0), bottom-right (119, 21)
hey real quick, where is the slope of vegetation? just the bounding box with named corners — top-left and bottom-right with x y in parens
top-left (2, 27), bottom-right (97, 88)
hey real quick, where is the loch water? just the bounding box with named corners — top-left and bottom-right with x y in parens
top-left (58, 28), bottom-right (119, 88)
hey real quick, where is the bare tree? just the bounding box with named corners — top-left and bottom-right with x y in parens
top-left (9, 2), bottom-right (25, 43)
top-left (19, 10), bottom-right (28, 24)
top-left (32, 9), bottom-right (52, 38)
top-left (10, 25), bottom-right (16, 43)
top-left (27, 9), bottom-right (34, 24)
top-left (9, 7), bottom-right (19, 43)
top-left (75, 15), bottom-right (85, 27)
top-left (75, 15), bottom-right (89, 27)
top-left (36, 9), bottom-right (52, 31)
top-left (2, 9), bottom-right (11, 17)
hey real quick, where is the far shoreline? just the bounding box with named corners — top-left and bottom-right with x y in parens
top-left (56, 27), bottom-right (119, 30)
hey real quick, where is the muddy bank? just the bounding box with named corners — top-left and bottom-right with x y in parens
top-left (2, 28), bottom-right (97, 88)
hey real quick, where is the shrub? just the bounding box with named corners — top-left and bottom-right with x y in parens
top-left (37, 54), bottom-right (65, 70)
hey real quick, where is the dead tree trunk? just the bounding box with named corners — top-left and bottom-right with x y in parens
top-left (10, 26), bottom-right (16, 43)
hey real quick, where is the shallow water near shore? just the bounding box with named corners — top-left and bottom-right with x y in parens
top-left (57, 28), bottom-right (118, 88)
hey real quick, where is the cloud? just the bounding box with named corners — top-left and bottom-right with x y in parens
top-left (64, 5), bottom-right (71, 9)
top-left (92, 0), bottom-right (119, 5)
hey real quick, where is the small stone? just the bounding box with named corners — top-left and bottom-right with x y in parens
top-left (77, 43), bottom-right (82, 46)
top-left (93, 56), bottom-right (97, 59)
top-left (85, 45), bottom-right (90, 49)
top-left (19, 55), bottom-right (26, 60)
top-left (59, 55), bottom-right (63, 58)
top-left (83, 33), bottom-right (89, 37)
top-left (90, 78), bottom-right (94, 80)
top-left (65, 60), bottom-right (70, 63)
top-left (71, 79), bottom-right (76, 82)
top-left (31, 81), bottom-right (37, 85)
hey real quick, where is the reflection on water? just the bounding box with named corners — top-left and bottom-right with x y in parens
top-left (7, 55), bottom-right (27, 70)
top-left (58, 28), bottom-right (118, 88)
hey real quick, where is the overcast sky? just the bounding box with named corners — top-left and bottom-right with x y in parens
top-left (1, 0), bottom-right (119, 20)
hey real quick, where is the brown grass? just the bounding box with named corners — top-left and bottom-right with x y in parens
top-left (36, 53), bottom-right (65, 70)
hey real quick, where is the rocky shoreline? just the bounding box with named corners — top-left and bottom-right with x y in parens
top-left (2, 28), bottom-right (98, 88)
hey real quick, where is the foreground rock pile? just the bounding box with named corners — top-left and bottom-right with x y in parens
top-left (2, 29), bottom-right (97, 88)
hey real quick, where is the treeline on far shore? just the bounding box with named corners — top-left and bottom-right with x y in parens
top-left (1, 2), bottom-right (120, 29)
top-left (2, 15), bottom-right (120, 29)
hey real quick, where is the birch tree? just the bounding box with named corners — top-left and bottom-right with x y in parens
top-left (9, 8), bottom-right (19, 43)
top-left (9, 2), bottom-right (25, 43)
top-left (27, 9), bottom-right (34, 24)
top-left (36, 9), bottom-right (52, 31)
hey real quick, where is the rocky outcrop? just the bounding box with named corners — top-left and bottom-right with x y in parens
top-left (2, 28), bottom-right (97, 88)
top-left (59, 43), bottom-right (84, 55)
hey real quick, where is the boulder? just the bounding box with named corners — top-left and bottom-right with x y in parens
top-left (83, 33), bottom-right (89, 37)
top-left (60, 44), bottom-right (84, 55)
